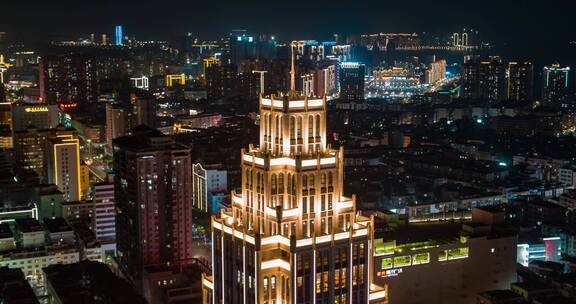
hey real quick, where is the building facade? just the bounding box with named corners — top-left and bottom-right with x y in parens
top-left (113, 126), bottom-right (194, 286)
top-left (45, 134), bottom-right (82, 202)
top-left (461, 56), bottom-right (506, 101)
top-left (39, 54), bottom-right (97, 107)
top-left (507, 61), bottom-right (534, 101)
top-left (93, 178), bottom-right (116, 243)
top-left (339, 62), bottom-right (365, 101)
top-left (201, 60), bottom-right (387, 303)
top-left (192, 163), bottom-right (228, 214)
top-left (10, 103), bottom-right (61, 132)
top-left (542, 64), bottom-right (570, 104)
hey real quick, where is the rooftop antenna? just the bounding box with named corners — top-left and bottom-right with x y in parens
top-left (290, 42), bottom-right (296, 92)
top-left (252, 70), bottom-right (267, 95)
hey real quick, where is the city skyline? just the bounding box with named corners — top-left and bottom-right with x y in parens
top-left (2, 0), bottom-right (576, 46)
top-left (1, 3), bottom-right (576, 304)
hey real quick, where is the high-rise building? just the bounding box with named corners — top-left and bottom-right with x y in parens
top-left (93, 174), bottom-right (117, 256)
top-left (113, 126), bottom-right (193, 285)
top-left (339, 62), bottom-right (365, 101)
top-left (105, 103), bottom-right (134, 151)
top-left (93, 179), bottom-right (116, 242)
top-left (542, 64), bottom-right (570, 104)
top-left (424, 59), bottom-right (447, 85)
top-left (13, 126), bottom-right (76, 181)
top-left (39, 54), bottom-right (97, 107)
top-left (11, 103), bottom-right (61, 132)
top-left (192, 163), bottom-right (228, 214)
top-left (45, 134), bottom-right (82, 202)
top-left (201, 51), bottom-right (387, 303)
top-left (312, 64), bottom-right (337, 97)
top-left (507, 62), bottom-right (534, 101)
top-left (131, 92), bottom-right (156, 128)
top-left (115, 25), bottom-right (123, 46)
top-left (205, 63), bottom-right (238, 100)
top-left (229, 30), bottom-right (256, 68)
top-left (461, 56), bottom-right (506, 101)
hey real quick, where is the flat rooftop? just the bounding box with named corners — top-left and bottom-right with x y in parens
top-left (378, 222), bottom-right (462, 245)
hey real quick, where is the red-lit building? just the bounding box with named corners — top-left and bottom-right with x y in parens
top-left (113, 126), bottom-right (194, 288)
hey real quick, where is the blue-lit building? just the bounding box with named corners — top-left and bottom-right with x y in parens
top-left (115, 25), bottom-right (123, 46)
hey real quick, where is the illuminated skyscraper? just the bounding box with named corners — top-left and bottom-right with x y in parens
top-left (115, 25), bottom-right (123, 46)
top-left (105, 103), bottom-right (134, 151)
top-left (13, 126), bottom-right (76, 183)
top-left (114, 126), bottom-right (193, 286)
top-left (201, 47), bottom-right (387, 304)
top-left (507, 62), bottom-right (534, 101)
top-left (39, 54), bottom-right (97, 107)
top-left (339, 62), bottom-right (365, 101)
top-left (542, 64), bottom-right (570, 104)
top-left (46, 133), bottom-right (82, 202)
top-left (461, 56), bottom-right (506, 101)
top-left (11, 103), bottom-right (61, 132)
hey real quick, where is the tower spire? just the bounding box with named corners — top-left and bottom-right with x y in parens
top-left (290, 42), bottom-right (296, 92)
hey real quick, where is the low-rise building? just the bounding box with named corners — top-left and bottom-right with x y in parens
top-left (373, 206), bottom-right (517, 304)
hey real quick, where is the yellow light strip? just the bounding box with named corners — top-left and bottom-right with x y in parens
top-left (261, 235), bottom-right (291, 247)
top-left (269, 157), bottom-right (296, 167)
top-left (261, 259), bottom-right (291, 271)
top-left (320, 157), bottom-right (336, 165)
top-left (369, 290), bottom-right (386, 300)
top-left (202, 278), bottom-right (213, 290)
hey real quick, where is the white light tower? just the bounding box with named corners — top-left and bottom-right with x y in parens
top-left (252, 70), bottom-right (268, 95)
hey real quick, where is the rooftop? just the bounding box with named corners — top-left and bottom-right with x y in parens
top-left (43, 261), bottom-right (146, 304)
top-left (377, 221), bottom-right (462, 245)
top-left (15, 218), bottom-right (43, 233)
top-left (44, 218), bottom-right (73, 234)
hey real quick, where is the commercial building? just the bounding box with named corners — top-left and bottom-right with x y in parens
top-left (542, 64), bottom-right (570, 104)
top-left (12, 127), bottom-right (76, 179)
top-left (45, 134), bottom-right (81, 202)
top-left (10, 103), bottom-right (61, 132)
top-left (113, 126), bottom-right (194, 286)
top-left (507, 61), bottom-right (534, 101)
top-left (372, 206), bottom-right (517, 304)
top-left (339, 62), bottom-right (365, 101)
top-left (201, 54), bottom-right (387, 303)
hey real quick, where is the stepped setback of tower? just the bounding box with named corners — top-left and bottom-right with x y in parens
top-left (201, 89), bottom-right (387, 304)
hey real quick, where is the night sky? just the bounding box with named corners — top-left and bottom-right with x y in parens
top-left (2, 0), bottom-right (575, 46)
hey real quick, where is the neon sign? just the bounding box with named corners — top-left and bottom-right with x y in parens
top-left (24, 107), bottom-right (49, 112)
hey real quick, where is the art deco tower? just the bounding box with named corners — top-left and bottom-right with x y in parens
top-left (202, 46), bottom-right (387, 304)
